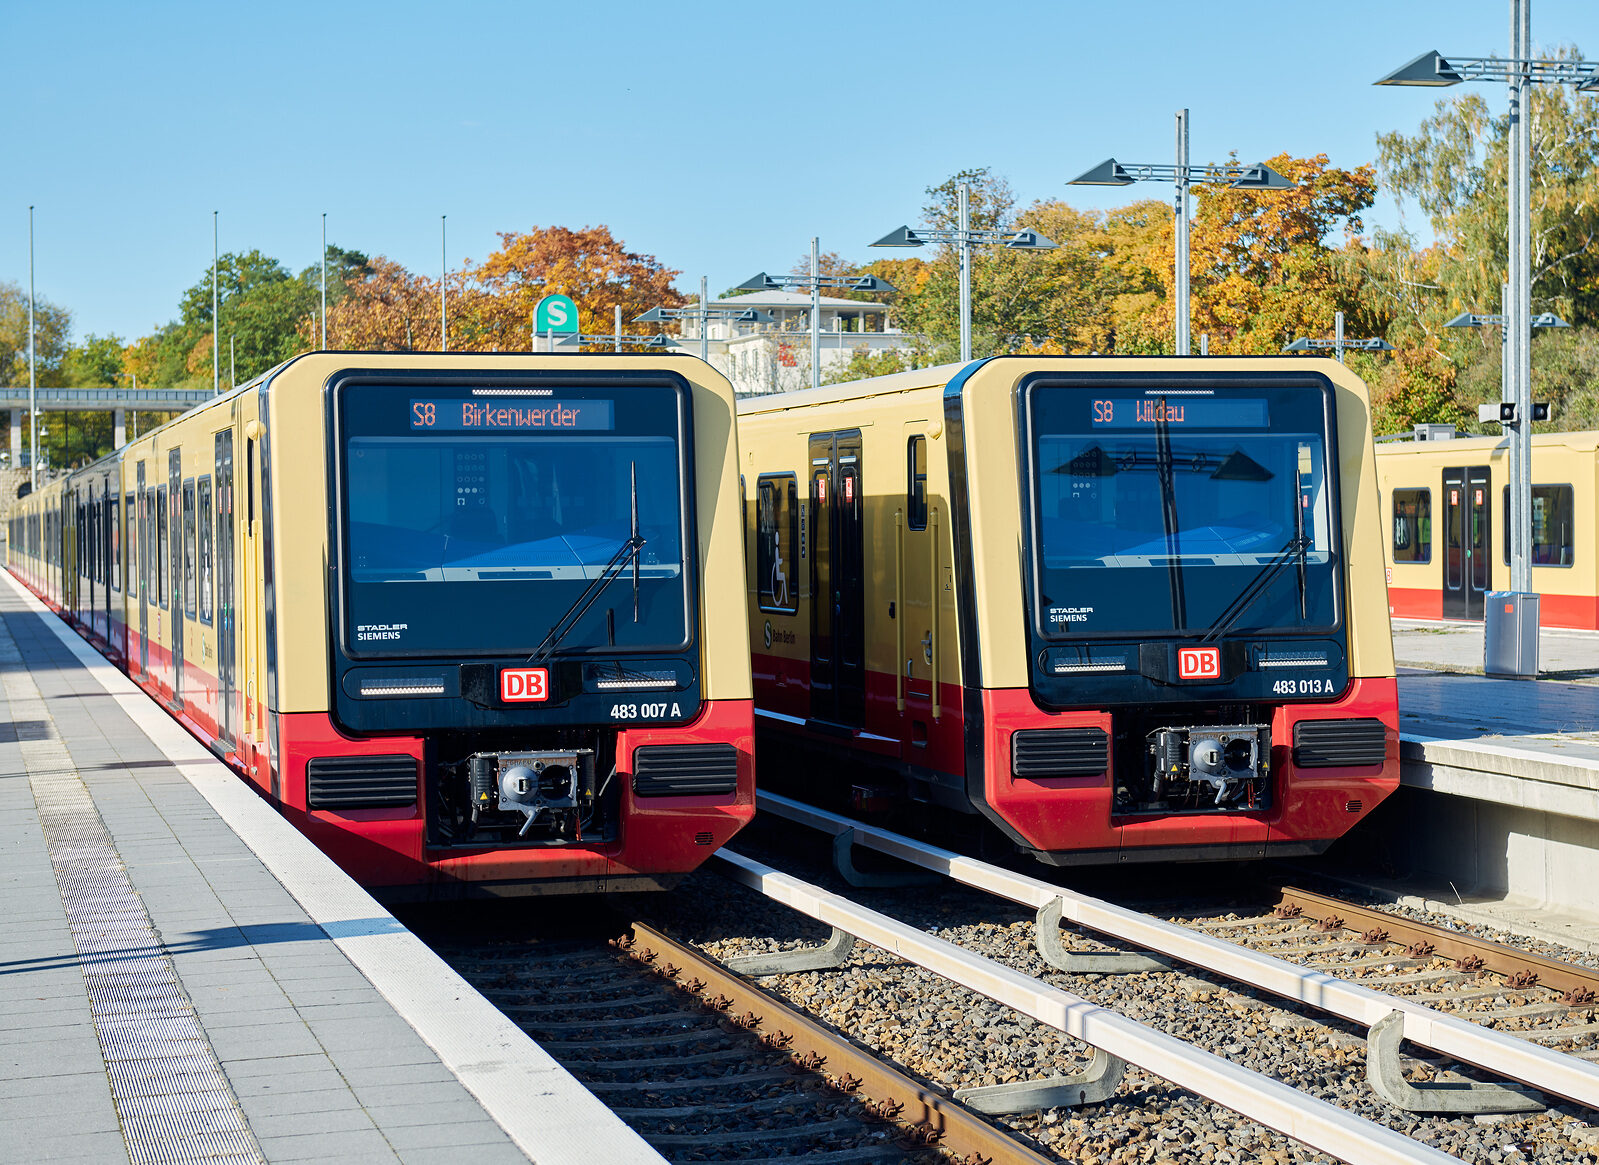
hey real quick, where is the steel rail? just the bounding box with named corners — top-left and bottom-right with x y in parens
top-left (758, 791), bottom-right (1599, 1110)
top-left (623, 922), bottom-right (1055, 1165)
top-left (1274, 886), bottom-right (1599, 1000)
top-left (716, 848), bottom-right (1456, 1165)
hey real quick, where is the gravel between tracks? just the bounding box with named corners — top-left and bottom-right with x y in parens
top-left (635, 831), bottom-right (1599, 1165)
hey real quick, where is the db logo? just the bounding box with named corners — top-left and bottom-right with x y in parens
top-left (1177, 647), bottom-right (1221, 680)
top-left (500, 667), bottom-right (549, 702)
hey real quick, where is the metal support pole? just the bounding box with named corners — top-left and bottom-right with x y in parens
top-left (1174, 109), bottom-right (1191, 356)
top-left (614, 304), bottom-right (622, 353)
top-left (440, 215), bottom-right (448, 352)
top-left (212, 211), bottom-right (220, 395)
top-left (810, 237), bottom-right (821, 391)
top-left (1511, 0), bottom-right (1534, 595)
top-left (699, 275), bottom-right (709, 362)
top-left (320, 213), bottom-right (328, 349)
top-left (958, 182), bottom-right (972, 362)
top-left (1335, 311), bottom-right (1345, 363)
top-left (230, 335), bottom-right (236, 390)
top-left (27, 205), bottom-right (37, 489)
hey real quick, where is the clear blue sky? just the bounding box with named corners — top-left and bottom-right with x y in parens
top-left (8, 0), bottom-right (1598, 345)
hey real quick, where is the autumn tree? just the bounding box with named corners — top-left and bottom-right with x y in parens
top-left (455, 226), bottom-right (685, 350)
top-left (303, 257), bottom-right (439, 352)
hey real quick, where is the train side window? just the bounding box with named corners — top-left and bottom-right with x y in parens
top-left (156, 485), bottom-right (168, 609)
top-left (1503, 484), bottom-right (1575, 567)
top-left (1391, 488), bottom-right (1431, 564)
top-left (907, 436), bottom-right (928, 530)
top-left (182, 480), bottom-right (198, 619)
top-left (197, 477), bottom-right (214, 624)
top-left (756, 473), bottom-right (798, 614)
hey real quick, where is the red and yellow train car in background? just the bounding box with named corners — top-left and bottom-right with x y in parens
top-left (1375, 430), bottom-right (1599, 628)
top-left (8, 352), bottom-right (754, 897)
top-left (739, 356), bottom-right (1399, 865)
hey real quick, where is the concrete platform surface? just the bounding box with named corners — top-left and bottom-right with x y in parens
top-left (1393, 617), bottom-right (1599, 683)
top-left (0, 571), bottom-right (664, 1165)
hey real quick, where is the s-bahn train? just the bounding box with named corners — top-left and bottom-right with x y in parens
top-left (7, 353), bottom-right (755, 897)
top-left (738, 356), bottom-right (1399, 865)
top-left (1375, 430), bottom-right (1599, 628)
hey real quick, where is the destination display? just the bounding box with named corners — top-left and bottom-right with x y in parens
top-left (409, 398), bottom-right (616, 432)
top-left (1090, 397), bottom-right (1269, 429)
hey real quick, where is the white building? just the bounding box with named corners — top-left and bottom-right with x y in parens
top-left (672, 291), bottom-right (918, 396)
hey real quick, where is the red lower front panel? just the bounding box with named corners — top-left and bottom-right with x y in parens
top-left (980, 677), bottom-right (1400, 858)
top-left (278, 700), bottom-right (756, 892)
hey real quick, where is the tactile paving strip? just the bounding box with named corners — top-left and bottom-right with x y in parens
top-left (2, 630), bottom-right (265, 1165)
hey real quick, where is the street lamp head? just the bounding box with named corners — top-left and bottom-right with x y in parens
top-left (640, 334), bottom-right (676, 349)
top-left (850, 274), bottom-right (896, 293)
top-left (734, 273), bottom-right (782, 292)
top-left (1532, 312), bottom-right (1572, 329)
top-left (1230, 163), bottom-right (1294, 190)
top-left (1004, 229), bottom-right (1059, 251)
top-left (1375, 50), bottom-right (1463, 86)
top-left (1579, 70), bottom-right (1599, 93)
top-left (871, 226), bottom-right (926, 248)
top-left (1067, 158), bottom-right (1134, 186)
top-left (1355, 338), bottom-right (1397, 352)
top-left (1444, 312), bottom-right (1481, 328)
top-left (632, 307), bottom-right (674, 323)
top-left (1283, 337), bottom-right (1314, 352)
top-left (732, 309), bottom-right (777, 324)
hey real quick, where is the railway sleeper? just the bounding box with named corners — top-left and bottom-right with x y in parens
top-left (1367, 1010), bottom-right (1546, 1114)
top-left (724, 927), bottom-right (857, 976)
top-left (954, 1046), bottom-right (1127, 1113)
top-left (1035, 899), bottom-right (1169, 975)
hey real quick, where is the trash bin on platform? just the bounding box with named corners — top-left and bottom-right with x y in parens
top-left (1484, 591), bottom-right (1540, 677)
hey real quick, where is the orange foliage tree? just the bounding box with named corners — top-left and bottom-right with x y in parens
top-left (456, 226), bottom-right (685, 349)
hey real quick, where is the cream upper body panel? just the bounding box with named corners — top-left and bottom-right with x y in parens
top-left (263, 352), bottom-right (750, 714)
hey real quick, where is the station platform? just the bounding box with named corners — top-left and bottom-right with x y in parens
top-left (1369, 665), bottom-right (1599, 952)
top-left (0, 573), bottom-right (662, 1165)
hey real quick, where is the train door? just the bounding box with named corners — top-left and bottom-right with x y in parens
top-left (899, 428), bottom-right (940, 753)
top-left (169, 449), bottom-right (184, 709)
top-left (1443, 465), bottom-right (1492, 620)
top-left (136, 462), bottom-right (148, 676)
top-left (215, 429), bottom-right (235, 749)
top-left (808, 431), bottom-right (865, 728)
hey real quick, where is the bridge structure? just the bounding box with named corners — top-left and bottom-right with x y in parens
top-left (0, 385), bottom-right (216, 466)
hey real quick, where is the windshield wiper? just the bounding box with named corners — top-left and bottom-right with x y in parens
top-left (529, 462), bottom-right (645, 664)
top-left (1153, 403), bottom-right (1188, 631)
top-left (1200, 478), bottom-right (1311, 643)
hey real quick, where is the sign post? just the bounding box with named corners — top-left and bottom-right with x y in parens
top-left (533, 294), bottom-right (580, 351)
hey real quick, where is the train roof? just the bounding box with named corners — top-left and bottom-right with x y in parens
top-left (1374, 430), bottom-right (1599, 455)
top-left (736, 362), bottom-right (964, 416)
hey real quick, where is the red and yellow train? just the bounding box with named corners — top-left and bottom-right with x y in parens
top-left (8, 353), bottom-right (754, 897)
top-left (739, 356), bottom-right (1400, 864)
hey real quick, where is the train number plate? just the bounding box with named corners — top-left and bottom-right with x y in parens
top-left (500, 668), bottom-right (549, 702)
top-left (1177, 647), bottom-right (1221, 680)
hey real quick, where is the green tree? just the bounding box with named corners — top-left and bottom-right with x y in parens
top-left (1377, 59), bottom-right (1599, 328)
top-left (61, 333), bottom-right (127, 387)
top-left (0, 280), bottom-right (72, 387)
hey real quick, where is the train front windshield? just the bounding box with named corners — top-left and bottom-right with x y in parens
top-left (337, 383), bottom-right (691, 657)
top-left (1026, 382), bottom-right (1339, 638)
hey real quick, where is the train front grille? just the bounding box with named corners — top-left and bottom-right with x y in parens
top-left (306, 755), bottom-right (419, 809)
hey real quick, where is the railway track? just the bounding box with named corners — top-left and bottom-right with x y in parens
top-left (653, 794), bottom-right (1599, 1163)
top-left (412, 794), bottom-right (1599, 1164)
top-left (419, 912), bottom-right (1054, 1165)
